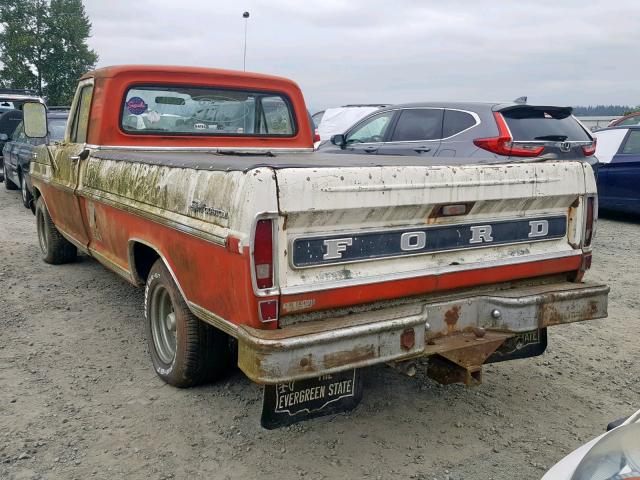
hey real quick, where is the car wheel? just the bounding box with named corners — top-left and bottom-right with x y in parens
top-left (145, 259), bottom-right (233, 388)
top-left (20, 173), bottom-right (33, 209)
top-left (3, 163), bottom-right (17, 190)
top-left (35, 197), bottom-right (77, 264)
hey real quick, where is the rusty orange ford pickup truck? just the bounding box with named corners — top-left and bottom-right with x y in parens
top-left (22, 66), bottom-right (608, 406)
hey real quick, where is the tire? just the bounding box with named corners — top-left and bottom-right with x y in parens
top-left (35, 197), bottom-right (77, 264)
top-left (20, 172), bottom-right (33, 209)
top-left (3, 163), bottom-right (17, 190)
top-left (145, 259), bottom-right (232, 387)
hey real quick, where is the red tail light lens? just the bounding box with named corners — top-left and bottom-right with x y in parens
top-left (582, 139), bottom-right (597, 156)
top-left (314, 128), bottom-right (321, 143)
top-left (584, 197), bottom-right (595, 247)
top-left (474, 112), bottom-right (544, 157)
top-left (258, 300), bottom-right (278, 323)
top-left (253, 219), bottom-right (274, 289)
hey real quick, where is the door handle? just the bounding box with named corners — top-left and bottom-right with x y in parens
top-left (70, 148), bottom-right (90, 163)
top-left (414, 147), bottom-right (431, 153)
top-left (364, 148), bottom-right (378, 153)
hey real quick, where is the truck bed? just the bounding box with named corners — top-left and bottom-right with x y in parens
top-left (90, 149), bottom-right (553, 172)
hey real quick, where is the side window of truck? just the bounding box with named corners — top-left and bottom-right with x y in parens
top-left (70, 85), bottom-right (94, 144)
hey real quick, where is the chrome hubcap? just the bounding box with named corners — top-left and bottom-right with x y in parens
top-left (21, 177), bottom-right (27, 202)
top-left (150, 285), bottom-right (177, 364)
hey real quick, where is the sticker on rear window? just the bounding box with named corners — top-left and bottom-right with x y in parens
top-left (126, 97), bottom-right (148, 115)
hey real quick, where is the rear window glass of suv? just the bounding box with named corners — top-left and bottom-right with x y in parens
top-left (391, 109), bottom-right (443, 141)
top-left (443, 110), bottom-right (477, 137)
top-left (121, 86), bottom-right (295, 136)
top-left (501, 107), bottom-right (591, 141)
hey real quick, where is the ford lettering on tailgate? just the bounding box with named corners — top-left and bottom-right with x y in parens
top-left (292, 216), bottom-right (566, 268)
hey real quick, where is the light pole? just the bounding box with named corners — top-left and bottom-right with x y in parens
top-left (243, 11), bottom-right (250, 71)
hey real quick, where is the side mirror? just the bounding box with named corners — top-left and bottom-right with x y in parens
top-left (23, 102), bottom-right (48, 138)
top-left (331, 134), bottom-right (346, 148)
top-left (0, 133), bottom-right (8, 142)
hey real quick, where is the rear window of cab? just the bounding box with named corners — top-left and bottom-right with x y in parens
top-left (120, 85), bottom-right (296, 137)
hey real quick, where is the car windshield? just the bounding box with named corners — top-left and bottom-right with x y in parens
top-left (48, 117), bottom-right (67, 141)
top-left (618, 116), bottom-right (640, 126)
top-left (121, 86), bottom-right (295, 136)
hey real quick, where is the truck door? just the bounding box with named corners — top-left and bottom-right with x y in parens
top-left (46, 81), bottom-right (93, 248)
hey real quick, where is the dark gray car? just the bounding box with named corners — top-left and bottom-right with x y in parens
top-left (3, 109), bottom-right (69, 208)
top-left (319, 102), bottom-right (597, 168)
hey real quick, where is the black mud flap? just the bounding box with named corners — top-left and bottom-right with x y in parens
top-left (261, 369), bottom-right (363, 429)
top-left (486, 328), bottom-right (548, 364)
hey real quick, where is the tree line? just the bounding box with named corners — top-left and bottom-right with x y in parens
top-left (0, 0), bottom-right (97, 106)
top-left (572, 105), bottom-right (640, 116)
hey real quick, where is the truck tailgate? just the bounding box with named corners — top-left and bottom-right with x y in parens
top-left (274, 161), bottom-right (592, 314)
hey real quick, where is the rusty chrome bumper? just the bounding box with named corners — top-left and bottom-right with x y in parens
top-left (237, 281), bottom-right (609, 384)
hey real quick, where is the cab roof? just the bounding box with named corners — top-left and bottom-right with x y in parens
top-left (82, 65), bottom-right (300, 89)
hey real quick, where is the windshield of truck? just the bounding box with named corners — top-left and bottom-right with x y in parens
top-left (121, 86), bottom-right (295, 136)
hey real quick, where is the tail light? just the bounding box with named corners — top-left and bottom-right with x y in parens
top-left (258, 300), bottom-right (278, 323)
top-left (583, 196), bottom-right (596, 247)
top-left (582, 139), bottom-right (597, 156)
top-left (314, 128), bottom-right (321, 143)
top-left (253, 219), bottom-right (274, 289)
top-left (474, 112), bottom-right (544, 157)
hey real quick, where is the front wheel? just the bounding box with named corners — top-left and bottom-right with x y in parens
top-left (35, 197), bottom-right (77, 264)
top-left (145, 259), bottom-right (232, 387)
top-left (20, 173), bottom-right (33, 209)
top-left (3, 163), bottom-right (17, 190)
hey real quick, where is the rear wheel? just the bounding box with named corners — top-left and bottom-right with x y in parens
top-left (3, 163), bottom-right (17, 190)
top-left (20, 172), bottom-right (33, 209)
top-left (35, 197), bottom-right (77, 264)
top-left (145, 259), bottom-right (232, 387)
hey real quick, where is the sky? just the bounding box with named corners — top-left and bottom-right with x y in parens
top-left (83, 0), bottom-right (639, 113)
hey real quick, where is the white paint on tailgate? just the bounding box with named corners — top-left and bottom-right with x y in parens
top-left (275, 162), bottom-right (592, 290)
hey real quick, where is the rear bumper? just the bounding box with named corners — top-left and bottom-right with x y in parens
top-left (237, 281), bottom-right (609, 384)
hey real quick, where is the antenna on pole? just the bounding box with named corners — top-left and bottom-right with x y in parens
top-left (243, 11), bottom-right (250, 71)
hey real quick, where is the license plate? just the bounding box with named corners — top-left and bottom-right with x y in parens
top-left (486, 329), bottom-right (548, 363)
top-left (261, 369), bottom-right (363, 429)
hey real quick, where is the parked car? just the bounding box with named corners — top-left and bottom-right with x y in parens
top-left (542, 408), bottom-right (640, 479)
top-left (0, 88), bottom-right (44, 115)
top-left (0, 109), bottom-right (25, 182)
top-left (608, 111), bottom-right (640, 127)
top-left (319, 102), bottom-right (598, 169)
top-left (2, 108), bottom-right (69, 208)
top-left (313, 104), bottom-right (388, 145)
top-left (593, 126), bottom-right (640, 215)
top-left (0, 89), bottom-right (45, 183)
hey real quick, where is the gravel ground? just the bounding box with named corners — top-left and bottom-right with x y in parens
top-left (1, 186), bottom-right (638, 480)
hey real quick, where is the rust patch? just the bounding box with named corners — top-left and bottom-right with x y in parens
top-left (444, 305), bottom-right (461, 332)
top-left (323, 345), bottom-right (375, 369)
top-left (427, 356), bottom-right (483, 387)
